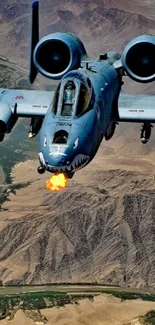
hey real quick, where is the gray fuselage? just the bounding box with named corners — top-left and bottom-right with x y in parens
top-left (38, 59), bottom-right (121, 176)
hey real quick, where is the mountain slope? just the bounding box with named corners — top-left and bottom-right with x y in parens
top-left (0, 0), bottom-right (155, 64)
top-left (0, 158), bottom-right (155, 287)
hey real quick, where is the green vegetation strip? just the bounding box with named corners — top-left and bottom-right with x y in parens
top-left (0, 292), bottom-right (95, 319)
top-left (2, 289), bottom-right (155, 301)
top-left (1, 289), bottom-right (155, 321)
top-left (142, 310), bottom-right (155, 325)
top-left (79, 289), bottom-right (155, 302)
top-left (95, 290), bottom-right (154, 301)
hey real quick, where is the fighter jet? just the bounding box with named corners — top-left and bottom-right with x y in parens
top-left (0, 0), bottom-right (155, 180)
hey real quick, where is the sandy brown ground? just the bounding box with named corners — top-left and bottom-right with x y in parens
top-left (1, 294), bottom-right (155, 325)
top-left (41, 295), bottom-right (155, 325)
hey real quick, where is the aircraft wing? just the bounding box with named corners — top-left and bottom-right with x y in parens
top-left (118, 91), bottom-right (155, 122)
top-left (0, 88), bottom-right (54, 118)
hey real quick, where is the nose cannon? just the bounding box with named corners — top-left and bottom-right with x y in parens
top-left (37, 165), bottom-right (46, 174)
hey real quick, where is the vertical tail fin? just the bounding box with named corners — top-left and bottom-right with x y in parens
top-left (29, 1), bottom-right (39, 84)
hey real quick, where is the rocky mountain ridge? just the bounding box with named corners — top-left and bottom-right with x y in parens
top-left (1, 161), bottom-right (155, 287)
top-left (0, 0), bottom-right (155, 65)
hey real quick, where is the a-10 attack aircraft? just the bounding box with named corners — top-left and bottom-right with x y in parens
top-left (0, 1), bottom-right (155, 189)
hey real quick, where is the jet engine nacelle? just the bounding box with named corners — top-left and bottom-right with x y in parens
top-left (121, 35), bottom-right (155, 83)
top-left (33, 32), bottom-right (87, 80)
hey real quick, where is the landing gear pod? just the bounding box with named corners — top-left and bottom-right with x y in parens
top-left (33, 32), bottom-right (87, 80)
top-left (28, 117), bottom-right (43, 139)
top-left (121, 35), bottom-right (155, 83)
top-left (140, 123), bottom-right (153, 144)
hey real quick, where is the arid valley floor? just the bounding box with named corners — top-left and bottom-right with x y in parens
top-left (1, 294), bottom-right (155, 325)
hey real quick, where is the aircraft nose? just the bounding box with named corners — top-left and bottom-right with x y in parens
top-left (42, 123), bottom-right (91, 173)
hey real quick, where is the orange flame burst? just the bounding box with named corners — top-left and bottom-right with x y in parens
top-left (46, 173), bottom-right (68, 192)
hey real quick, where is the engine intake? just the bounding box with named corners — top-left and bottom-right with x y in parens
top-left (121, 35), bottom-right (155, 83)
top-left (0, 104), bottom-right (12, 141)
top-left (33, 32), bottom-right (87, 80)
top-left (0, 120), bottom-right (6, 142)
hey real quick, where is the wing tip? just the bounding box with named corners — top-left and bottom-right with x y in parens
top-left (32, 1), bottom-right (38, 9)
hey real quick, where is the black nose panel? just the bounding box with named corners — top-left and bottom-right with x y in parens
top-left (53, 130), bottom-right (68, 144)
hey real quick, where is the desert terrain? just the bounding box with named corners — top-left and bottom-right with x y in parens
top-left (1, 147), bottom-right (155, 287)
top-left (1, 294), bottom-right (155, 325)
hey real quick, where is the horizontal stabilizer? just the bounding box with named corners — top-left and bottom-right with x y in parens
top-left (29, 1), bottom-right (39, 84)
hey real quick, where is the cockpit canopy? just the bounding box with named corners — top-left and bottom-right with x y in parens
top-left (52, 72), bottom-right (93, 118)
top-left (61, 81), bottom-right (75, 117)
